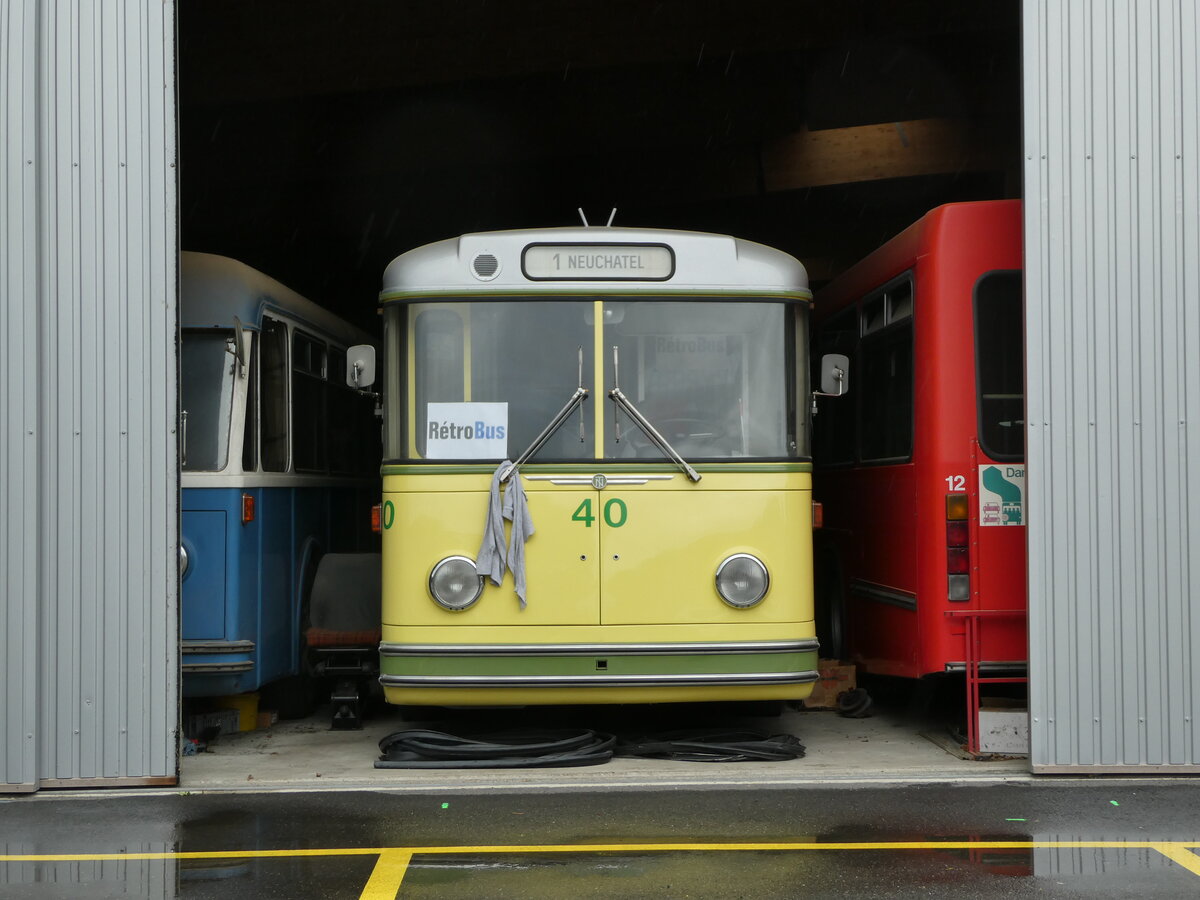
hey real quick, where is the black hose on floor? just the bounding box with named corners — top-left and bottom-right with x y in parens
top-left (374, 727), bottom-right (805, 768)
top-left (616, 730), bottom-right (806, 762)
top-left (374, 728), bottom-right (616, 769)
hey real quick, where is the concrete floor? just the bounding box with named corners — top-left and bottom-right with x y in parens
top-left (20, 697), bottom-right (1200, 899)
top-left (8, 780), bottom-right (1200, 898)
top-left (179, 700), bottom-right (1030, 793)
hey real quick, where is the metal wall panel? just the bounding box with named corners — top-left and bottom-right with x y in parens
top-left (1, 0), bottom-right (178, 790)
top-left (1023, 0), bottom-right (1200, 771)
top-left (2, 0), bottom-right (41, 793)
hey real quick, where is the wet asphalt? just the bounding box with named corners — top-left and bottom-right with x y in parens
top-left (3, 780), bottom-right (1200, 898)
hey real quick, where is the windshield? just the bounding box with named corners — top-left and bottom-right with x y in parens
top-left (181, 330), bottom-right (237, 471)
top-left (409, 301), bottom-right (595, 461)
top-left (392, 298), bottom-right (802, 463)
top-left (604, 301), bottom-right (797, 459)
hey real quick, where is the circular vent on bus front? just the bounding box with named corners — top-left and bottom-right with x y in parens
top-left (471, 253), bottom-right (500, 281)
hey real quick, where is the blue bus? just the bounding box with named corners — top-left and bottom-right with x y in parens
top-left (179, 252), bottom-right (380, 717)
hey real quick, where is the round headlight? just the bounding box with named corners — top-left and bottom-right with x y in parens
top-left (429, 556), bottom-right (485, 611)
top-left (715, 554), bottom-right (770, 608)
top-left (179, 543), bottom-right (190, 578)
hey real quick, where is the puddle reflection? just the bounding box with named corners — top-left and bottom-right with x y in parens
top-left (1, 844), bottom-right (176, 900)
top-left (3, 828), bottom-right (1197, 899)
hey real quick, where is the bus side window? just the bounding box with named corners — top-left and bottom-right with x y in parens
top-left (975, 270), bottom-right (1024, 460)
top-left (382, 306), bottom-right (406, 461)
top-left (241, 332), bottom-right (259, 472)
top-left (327, 346), bottom-right (351, 473)
top-left (888, 280), bottom-right (914, 322)
top-left (859, 306), bottom-right (913, 462)
top-left (414, 309), bottom-right (465, 458)
top-left (814, 307), bottom-right (858, 464)
top-left (863, 294), bottom-right (886, 334)
top-left (261, 316), bottom-right (289, 472)
top-left (293, 331), bottom-right (329, 473)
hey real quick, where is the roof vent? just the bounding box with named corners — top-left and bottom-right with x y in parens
top-left (471, 253), bottom-right (500, 281)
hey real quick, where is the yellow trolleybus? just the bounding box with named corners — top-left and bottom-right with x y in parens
top-left (367, 222), bottom-right (834, 707)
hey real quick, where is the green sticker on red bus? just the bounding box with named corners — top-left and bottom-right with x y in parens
top-left (979, 465), bottom-right (1024, 526)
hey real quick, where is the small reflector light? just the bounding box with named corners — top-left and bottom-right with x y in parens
top-left (948, 574), bottom-right (970, 602)
top-left (946, 521), bottom-right (969, 548)
top-left (812, 501), bottom-right (824, 530)
top-left (241, 493), bottom-right (255, 525)
top-left (946, 493), bottom-right (969, 520)
top-left (948, 547), bottom-right (970, 574)
top-left (371, 503), bottom-right (382, 534)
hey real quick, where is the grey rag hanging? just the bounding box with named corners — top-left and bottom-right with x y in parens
top-left (475, 460), bottom-right (535, 608)
top-left (503, 469), bottom-right (534, 606)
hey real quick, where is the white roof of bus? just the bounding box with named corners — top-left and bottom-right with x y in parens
top-left (181, 251), bottom-right (376, 347)
top-left (380, 226), bottom-right (809, 298)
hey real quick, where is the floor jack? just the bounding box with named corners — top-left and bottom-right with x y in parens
top-left (312, 644), bottom-right (380, 730)
top-left (307, 553), bottom-right (382, 730)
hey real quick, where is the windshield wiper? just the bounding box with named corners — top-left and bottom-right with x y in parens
top-left (500, 348), bottom-right (589, 483)
top-left (607, 346), bottom-right (701, 483)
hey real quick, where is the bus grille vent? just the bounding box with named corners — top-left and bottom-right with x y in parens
top-left (472, 253), bottom-right (500, 279)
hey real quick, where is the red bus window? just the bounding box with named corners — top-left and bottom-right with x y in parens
top-left (859, 322), bottom-right (913, 461)
top-left (975, 270), bottom-right (1025, 461)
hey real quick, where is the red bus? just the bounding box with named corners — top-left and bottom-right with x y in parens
top-left (811, 200), bottom-right (1026, 681)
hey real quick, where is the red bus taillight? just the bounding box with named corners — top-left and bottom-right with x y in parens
top-left (946, 492), bottom-right (969, 601)
top-left (946, 520), bottom-right (969, 547)
top-left (370, 503), bottom-right (382, 534)
top-left (241, 493), bottom-right (255, 525)
top-left (947, 548), bottom-right (970, 574)
top-left (812, 501), bottom-right (824, 530)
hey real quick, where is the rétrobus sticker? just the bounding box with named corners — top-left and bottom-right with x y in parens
top-left (426, 402), bottom-right (508, 459)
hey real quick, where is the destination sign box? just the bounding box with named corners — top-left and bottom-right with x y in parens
top-left (523, 243), bottom-right (674, 281)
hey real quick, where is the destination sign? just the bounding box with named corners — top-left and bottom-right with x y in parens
top-left (523, 243), bottom-right (674, 281)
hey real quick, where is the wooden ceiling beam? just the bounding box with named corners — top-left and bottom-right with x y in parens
top-left (761, 118), bottom-right (1009, 191)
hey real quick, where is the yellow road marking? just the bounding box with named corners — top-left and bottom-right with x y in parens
top-left (0, 848), bottom-right (385, 862)
top-left (4, 839), bottom-right (1200, 899)
top-left (359, 850), bottom-right (413, 899)
top-left (4, 840), bottom-right (1200, 861)
top-left (1154, 842), bottom-right (1200, 877)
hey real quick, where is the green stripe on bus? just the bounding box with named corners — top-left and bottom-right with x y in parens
top-left (380, 650), bottom-right (818, 678)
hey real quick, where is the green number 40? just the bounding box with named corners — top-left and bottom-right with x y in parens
top-left (571, 498), bottom-right (628, 528)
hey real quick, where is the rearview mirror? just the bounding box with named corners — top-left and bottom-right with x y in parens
top-left (347, 344), bottom-right (376, 389)
top-left (819, 353), bottom-right (849, 396)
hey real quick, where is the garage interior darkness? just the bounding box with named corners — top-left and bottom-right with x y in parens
top-left (179, 0), bottom-right (1021, 335)
top-left (176, 1), bottom-right (1024, 763)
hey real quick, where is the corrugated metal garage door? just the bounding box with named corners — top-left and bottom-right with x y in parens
top-left (1023, 0), bottom-right (1200, 772)
top-left (1, 0), bottom-right (178, 790)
